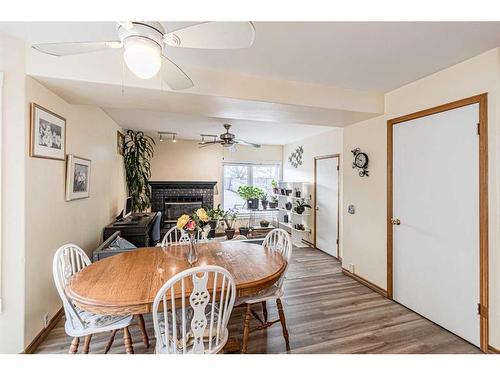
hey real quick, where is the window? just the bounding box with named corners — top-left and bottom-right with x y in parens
top-left (223, 162), bottom-right (281, 210)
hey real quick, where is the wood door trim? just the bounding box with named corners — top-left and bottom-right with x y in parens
top-left (342, 268), bottom-right (387, 297)
top-left (314, 154), bottom-right (340, 253)
top-left (387, 93), bottom-right (489, 352)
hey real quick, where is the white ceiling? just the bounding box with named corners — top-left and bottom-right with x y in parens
top-left (2, 21), bottom-right (500, 145)
top-left (102, 108), bottom-right (334, 145)
top-left (2, 21), bottom-right (500, 91)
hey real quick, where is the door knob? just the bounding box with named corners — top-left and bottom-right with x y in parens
top-left (315, 206), bottom-right (320, 211)
top-left (391, 218), bottom-right (401, 225)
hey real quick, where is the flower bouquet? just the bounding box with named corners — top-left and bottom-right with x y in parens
top-left (176, 208), bottom-right (210, 265)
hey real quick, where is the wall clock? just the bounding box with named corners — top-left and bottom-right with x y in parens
top-left (351, 148), bottom-right (369, 177)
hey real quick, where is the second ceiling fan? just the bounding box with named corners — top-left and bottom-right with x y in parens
top-left (199, 124), bottom-right (261, 150)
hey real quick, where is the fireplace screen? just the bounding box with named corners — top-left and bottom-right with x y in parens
top-left (164, 197), bottom-right (203, 223)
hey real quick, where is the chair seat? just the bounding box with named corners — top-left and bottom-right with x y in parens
top-left (237, 285), bottom-right (284, 305)
top-left (65, 308), bottom-right (133, 337)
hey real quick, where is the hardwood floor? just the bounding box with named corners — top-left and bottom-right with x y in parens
top-left (35, 247), bottom-right (480, 354)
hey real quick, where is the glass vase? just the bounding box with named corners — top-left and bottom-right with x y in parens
top-left (187, 234), bottom-right (198, 265)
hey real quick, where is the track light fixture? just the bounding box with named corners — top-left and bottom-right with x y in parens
top-left (158, 131), bottom-right (178, 143)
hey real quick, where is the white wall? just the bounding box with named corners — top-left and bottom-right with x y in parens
top-left (23, 77), bottom-right (127, 347)
top-left (0, 32), bottom-right (26, 353)
top-left (283, 129), bottom-right (342, 183)
top-left (150, 138), bottom-right (283, 207)
top-left (342, 48), bottom-right (500, 348)
top-left (283, 129), bottom-right (343, 252)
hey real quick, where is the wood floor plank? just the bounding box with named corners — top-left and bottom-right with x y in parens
top-left (35, 247), bottom-right (481, 354)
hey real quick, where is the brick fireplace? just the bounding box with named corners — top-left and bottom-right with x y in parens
top-left (149, 181), bottom-right (217, 229)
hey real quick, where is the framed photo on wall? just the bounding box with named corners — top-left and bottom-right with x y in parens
top-left (30, 103), bottom-right (66, 160)
top-left (117, 131), bottom-right (125, 156)
top-left (66, 155), bottom-right (91, 201)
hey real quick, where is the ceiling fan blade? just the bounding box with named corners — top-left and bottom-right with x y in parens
top-left (32, 41), bottom-right (122, 56)
top-left (199, 141), bottom-right (221, 148)
top-left (234, 139), bottom-right (261, 148)
top-left (161, 55), bottom-right (194, 90)
top-left (163, 22), bottom-right (255, 49)
top-left (117, 21), bottom-right (134, 31)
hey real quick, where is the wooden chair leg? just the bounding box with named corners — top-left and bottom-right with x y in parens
top-left (241, 304), bottom-right (252, 354)
top-left (69, 337), bottom-right (80, 354)
top-left (83, 335), bottom-right (92, 354)
top-left (135, 314), bottom-right (150, 348)
top-left (123, 327), bottom-right (134, 354)
top-left (261, 301), bottom-right (268, 323)
top-left (276, 298), bottom-right (290, 352)
top-left (104, 330), bottom-right (117, 354)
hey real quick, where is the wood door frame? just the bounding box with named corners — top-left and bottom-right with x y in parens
top-left (314, 153), bottom-right (340, 259)
top-left (387, 93), bottom-right (488, 352)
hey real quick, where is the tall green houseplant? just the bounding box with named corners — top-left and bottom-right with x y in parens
top-left (123, 130), bottom-right (155, 212)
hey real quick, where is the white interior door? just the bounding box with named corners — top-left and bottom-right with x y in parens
top-left (315, 157), bottom-right (339, 257)
top-left (393, 104), bottom-right (480, 346)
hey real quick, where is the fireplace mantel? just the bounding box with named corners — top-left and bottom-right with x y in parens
top-left (149, 181), bottom-right (217, 189)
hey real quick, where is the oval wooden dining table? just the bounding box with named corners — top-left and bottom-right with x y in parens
top-left (67, 241), bottom-right (286, 317)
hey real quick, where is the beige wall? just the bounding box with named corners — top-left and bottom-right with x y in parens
top-left (0, 32), bottom-right (26, 353)
top-left (23, 77), bottom-right (126, 346)
top-left (150, 138), bottom-right (283, 206)
top-left (342, 48), bottom-right (500, 347)
top-left (283, 129), bottom-right (343, 183)
top-left (283, 129), bottom-right (343, 253)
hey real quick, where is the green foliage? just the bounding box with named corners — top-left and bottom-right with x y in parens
top-left (123, 130), bottom-right (155, 212)
top-left (294, 198), bottom-right (312, 209)
top-left (207, 204), bottom-right (224, 220)
top-left (237, 185), bottom-right (265, 200)
top-left (222, 208), bottom-right (238, 230)
top-left (271, 179), bottom-right (279, 188)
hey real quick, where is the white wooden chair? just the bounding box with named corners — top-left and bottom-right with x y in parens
top-left (53, 244), bottom-right (144, 354)
top-left (230, 235), bottom-right (248, 241)
top-left (239, 228), bottom-right (292, 353)
top-left (152, 265), bottom-right (236, 354)
top-left (159, 226), bottom-right (209, 247)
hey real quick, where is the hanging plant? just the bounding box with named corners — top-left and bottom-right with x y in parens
top-left (123, 130), bottom-right (155, 212)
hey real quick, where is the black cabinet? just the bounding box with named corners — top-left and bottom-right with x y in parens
top-left (103, 213), bottom-right (156, 247)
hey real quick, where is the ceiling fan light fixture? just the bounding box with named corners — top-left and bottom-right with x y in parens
top-left (123, 36), bottom-right (162, 79)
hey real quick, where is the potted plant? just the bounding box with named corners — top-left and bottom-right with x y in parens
top-left (239, 226), bottom-right (250, 237)
top-left (222, 208), bottom-right (237, 240)
top-left (271, 179), bottom-right (279, 194)
top-left (261, 194), bottom-right (269, 210)
top-left (269, 196), bottom-right (278, 209)
top-left (207, 204), bottom-right (224, 238)
top-left (260, 219), bottom-right (270, 228)
top-left (294, 198), bottom-right (312, 215)
top-left (237, 185), bottom-right (264, 210)
top-left (123, 130), bottom-right (155, 212)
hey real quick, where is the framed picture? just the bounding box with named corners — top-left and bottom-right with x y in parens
top-left (66, 155), bottom-right (91, 201)
top-left (30, 103), bottom-right (66, 160)
top-left (117, 131), bottom-right (125, 156)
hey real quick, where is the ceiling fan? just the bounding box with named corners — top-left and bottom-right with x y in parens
top-left (31, 21), bottom-right (256, 90)
top-left (199, 124), bottom-right (261, 149)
